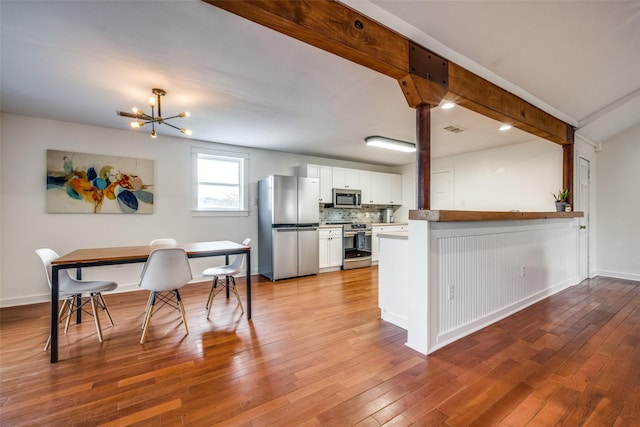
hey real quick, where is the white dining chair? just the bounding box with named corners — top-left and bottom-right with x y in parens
top-left (202, 238), bottom-right (251, 319)
top-left (139, 247), bottom-right (193, 344)
top-left (36, 248), bottom-right (118, 351)
top-left (149, 238), bottom-right (177, 246)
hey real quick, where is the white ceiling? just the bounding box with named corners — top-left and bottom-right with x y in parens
top-left (2, 1), bottom-right (639, 166)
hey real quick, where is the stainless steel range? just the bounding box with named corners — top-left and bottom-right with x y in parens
top-left (342, 223), bottom-right (372, 269)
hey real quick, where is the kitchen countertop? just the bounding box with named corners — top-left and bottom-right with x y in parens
top-left (409, 210), bottom-right (583, 222)
top-left (320, 222), bottom-right (408, 228)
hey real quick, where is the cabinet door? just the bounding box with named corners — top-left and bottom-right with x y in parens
top-left (305, 164), bottom-right (332, 203)
top-left (388, 173), bottom-right (402, 205)
top-left (371, 172), bottom-right (402, 205)
top-left (305, 164), bottom-right (320, 179)
top-left (371, 172), bottom-right (390, 204)
top-left (318, 165), bottom-right (333, 203)
top-left (328, 234), bottom-right (343, 266)
top-left (360, 171), bottom-right (373, 204)
top-left (319, 228), bottom-right (343, 268)
top-left (333, 167), bottom-right (360, 189)
top-left (319, 233), bottom-right (330, 268)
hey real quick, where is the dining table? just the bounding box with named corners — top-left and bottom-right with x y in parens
top-left (49, 240), bottom-right (251, 363)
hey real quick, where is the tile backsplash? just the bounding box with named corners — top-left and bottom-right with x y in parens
top-left (320, 206), bottom-right (390, 224)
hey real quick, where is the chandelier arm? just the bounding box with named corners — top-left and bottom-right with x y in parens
top-left (136, 110), bottom-right (153, 120)
top-left (163, 122), bottom-right (182, 131)
top-left (162, 115), bottom-right (183, 121)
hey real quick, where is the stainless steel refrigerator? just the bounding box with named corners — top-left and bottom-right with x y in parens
top-left (258, 175), bottom-right (320, 281)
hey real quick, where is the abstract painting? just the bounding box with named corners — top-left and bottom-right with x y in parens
top-left (46, 149), bottom-right (154, 214)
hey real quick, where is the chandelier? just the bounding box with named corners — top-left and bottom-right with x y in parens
top-left (117, 88), bottom-right (192, 138)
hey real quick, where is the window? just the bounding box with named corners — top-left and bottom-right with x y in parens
top-left (192, 147), bottom-right (248, 216)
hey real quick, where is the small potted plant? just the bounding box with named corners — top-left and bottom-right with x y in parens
top-left (552, 189), bottom-right (570, 212)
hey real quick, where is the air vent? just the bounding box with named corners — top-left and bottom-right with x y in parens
top-left (443, 125), bottom-right (467, 133)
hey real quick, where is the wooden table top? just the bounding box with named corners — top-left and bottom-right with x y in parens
top-left (52, 241), bottom-right (249, 265)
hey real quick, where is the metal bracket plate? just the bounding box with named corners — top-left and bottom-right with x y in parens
top-left (409, 42), bottom-right (449, 88)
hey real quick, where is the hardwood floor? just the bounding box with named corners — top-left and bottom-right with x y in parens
top-left (1, 269), bottom-right (639, 426)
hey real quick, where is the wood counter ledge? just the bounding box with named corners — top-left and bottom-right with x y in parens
top-left (409, 210), bottom-right (584, 222)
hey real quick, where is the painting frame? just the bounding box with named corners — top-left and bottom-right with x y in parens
top-left (46, 149), bottom-right (154, 214)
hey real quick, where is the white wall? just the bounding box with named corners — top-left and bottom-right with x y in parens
top-left (401, 139), bottom-right (564, 212)
top-left (434, 140), bottom-right (563, 211)
top-left (0, 114), bottom-right (396, 307)
top-left (595, 123), bottom-right (640, 280)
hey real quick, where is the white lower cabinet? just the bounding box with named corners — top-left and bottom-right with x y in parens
top-left (319, 227), bottom-right (343, 269)
top-left (372, 224), bottom-right (407, 262)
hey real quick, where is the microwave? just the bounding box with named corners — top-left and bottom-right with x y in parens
top-left (332, 188), bottom-right (362, 208)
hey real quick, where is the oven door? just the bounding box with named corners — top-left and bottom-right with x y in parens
top-left (343, 229), bottom-right (372, 269)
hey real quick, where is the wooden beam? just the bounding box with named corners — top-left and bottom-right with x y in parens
top-left (563, 127), bottom-right (575, 206)
top-left (204, 0), bottom-right (409, 79)
top-left (205, 0), bottom-right (573, 146)
top-left (416, 104), bottom-right (431, 210)
top-left (447, 64), bottom-right (571, 146)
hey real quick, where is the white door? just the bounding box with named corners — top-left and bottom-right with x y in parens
top-left (431, 168), bottom-right (454, 210)
top-left (577, 157), bottom-right (590, 281)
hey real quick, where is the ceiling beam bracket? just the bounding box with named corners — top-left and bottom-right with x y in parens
top-left (408, 42), bottom-right (448, 89)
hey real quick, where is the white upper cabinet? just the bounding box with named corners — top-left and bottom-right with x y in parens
top-left (303, 164), bottom-right (333, 203)
top-left (360, 170), bottom-right (373, 204)
top-left (304, 165), bottom-right (401, 205)
top-left (370, 172), bottom-right (402, 205)
top-left (332, 167), bottom-right (360, 189)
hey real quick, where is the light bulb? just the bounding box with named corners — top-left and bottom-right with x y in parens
top-left (180, 128), bottom-right (193, 136)
top-left (132, 107), bottom-right (139, 114)
top-left (441, 101), bottom-right (455, 110)
top-left (150, 130), bottom-right (157, 139)
top-left (149, 96), bottom-right (156, 107)
top-left (179, 112), bottom-right (190, 118)
top-left (130, 122), bottom-right (140, 128)
top-left (499, 124), bottom-right (512, 131)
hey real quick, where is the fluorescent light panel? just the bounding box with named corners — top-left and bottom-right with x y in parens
top-left (365, 136), bottom-right (416, 153)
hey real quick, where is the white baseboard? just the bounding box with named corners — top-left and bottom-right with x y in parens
top-left (593, 271), bottom-right (640, 282)
top-left (381, 309), bottom-right (408, 330)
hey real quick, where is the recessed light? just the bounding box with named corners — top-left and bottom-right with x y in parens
top-left (499, 124), bottom-right (512, 131)
top-left (441, 101), bottom-right (455, 110)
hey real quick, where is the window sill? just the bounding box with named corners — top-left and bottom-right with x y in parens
top-left (192, 210), bottom-right (250, 217)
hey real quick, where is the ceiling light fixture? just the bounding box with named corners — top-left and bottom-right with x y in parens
top-left (499, 124), bottom-right (512, 131)
top-left (117, 88), bottom-right (192, 138)
top-left (365, 136), bottom-right (416, 153)
top-left (440, 101), bottom-right (455, 110)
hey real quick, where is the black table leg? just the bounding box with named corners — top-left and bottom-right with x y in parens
top-left (225, 255), bottom-right (230, 299)
top-left (246, 250), bottom-right (251, 320)
top-left (75, 268), bottom-right (82, 324)
top-left (50, 266), bottom-right (59, 363)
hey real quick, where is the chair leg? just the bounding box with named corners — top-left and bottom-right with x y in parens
top-left (63, 297), bottom-right (75, 334)
top-left (205, 276), bottom-right (218, 311)
top-left (206, 277), bottom-right (220, 319)
top-left (142, 292), bottom-right (154, 329)
top-left (140, 292), bottom-right (156, 344)
top-left (90, 293), bottom-right (104, 343)
top-left (44, 298), bottom-right (70, 352)
top-left (175, 290), bottom-right (189, 335)
top-left (230, 276), bottom-right (244, 314)
top-left (97, 293), bottom-right (114, 327)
